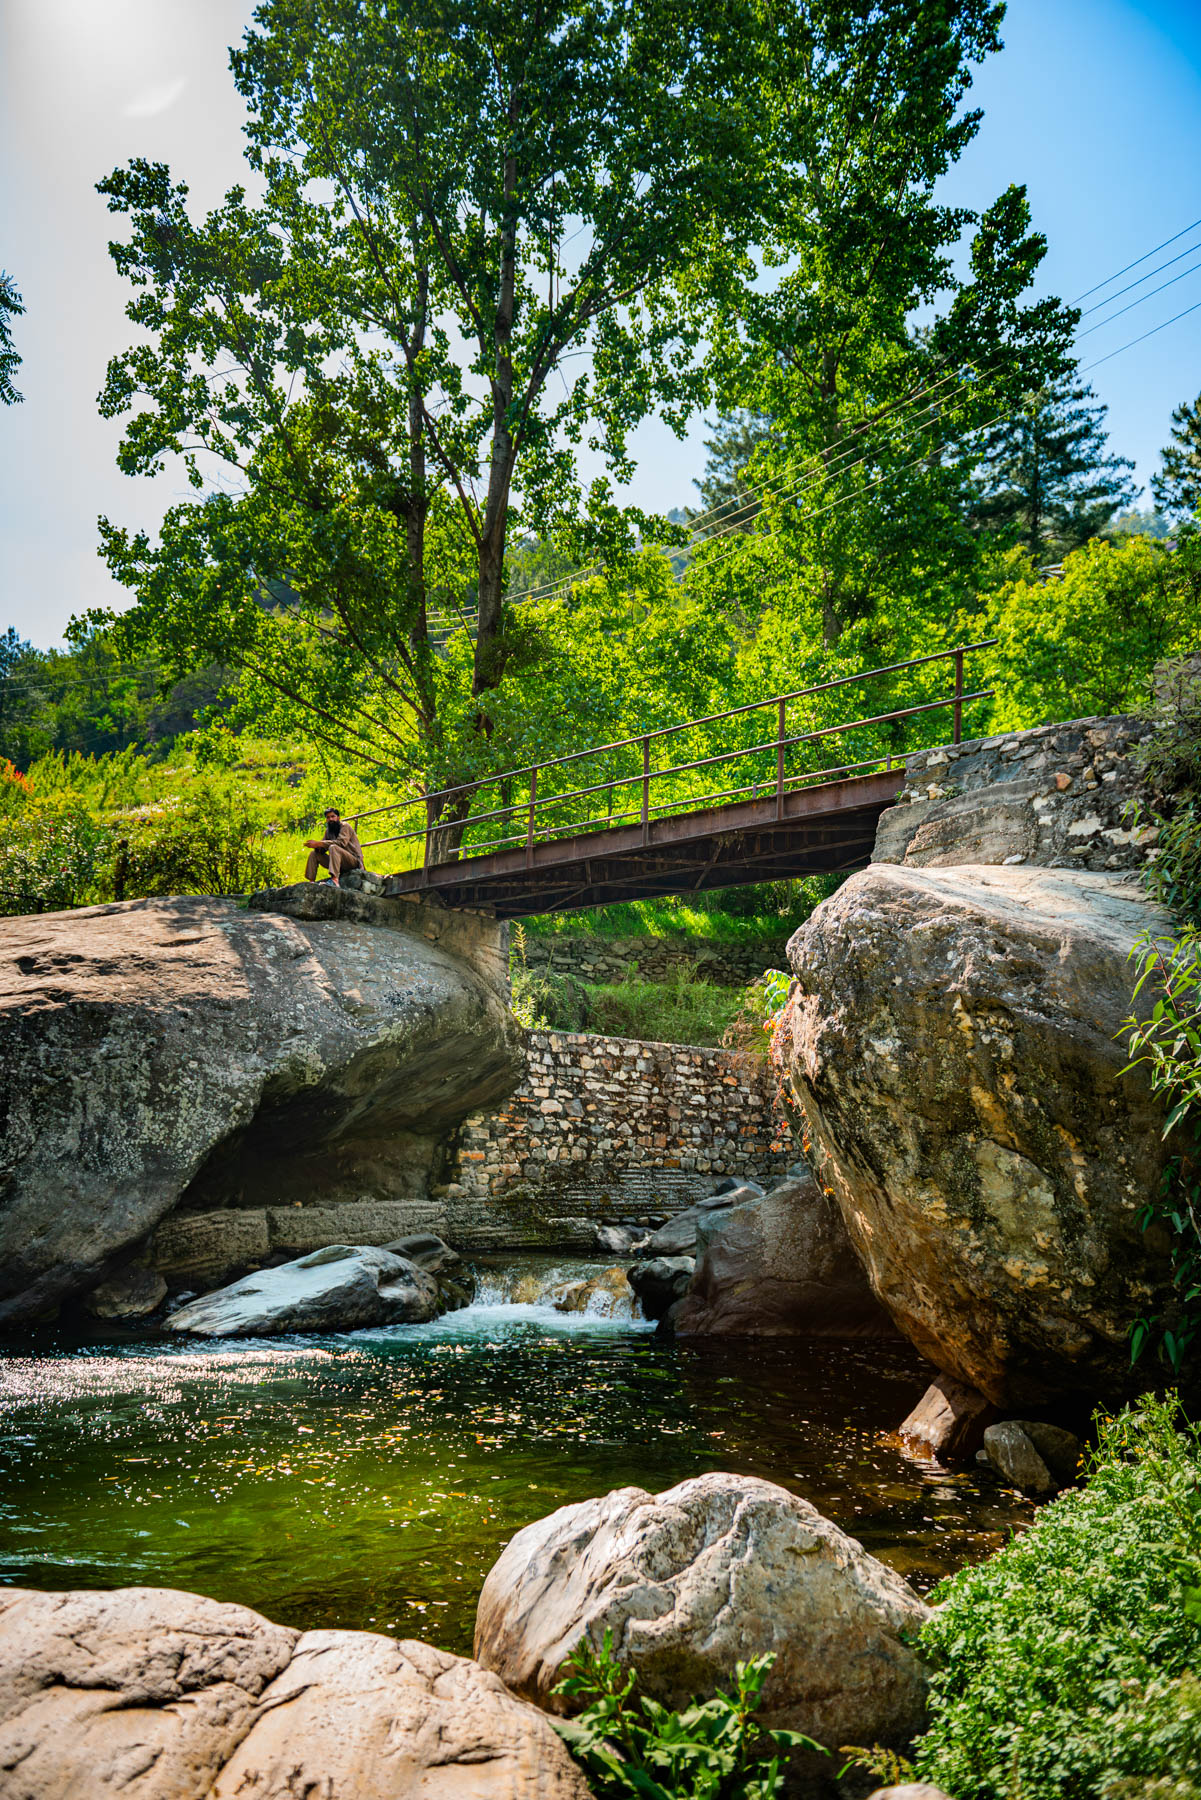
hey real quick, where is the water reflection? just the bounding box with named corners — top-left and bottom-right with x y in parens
top-left (0, 1257), bottom-right (1031, 1653)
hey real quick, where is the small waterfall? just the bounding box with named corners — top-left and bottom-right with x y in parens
top-left (471, 1259), bottom-right (643, 1322)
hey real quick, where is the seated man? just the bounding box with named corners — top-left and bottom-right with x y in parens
top-left (304, 807), bottom-right (364, 887)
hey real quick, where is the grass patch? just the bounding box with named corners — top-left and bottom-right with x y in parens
top-left (510, 955), bottom-right (750, 1048)
top-left (522, 876), bottom-right (843, 945)
top-left (584, 968), bottom-right (744, 1046)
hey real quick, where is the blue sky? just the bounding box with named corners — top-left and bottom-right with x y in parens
top-left (1, 0), bottom-right (1199, 647)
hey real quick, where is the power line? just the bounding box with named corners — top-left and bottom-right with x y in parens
top-left (1073, 214), bottom-right (1201, 302)
top-left (1081, 296), bottom-right (1201, 372)
top-left (1077, 257), bottom-right (1201, 339)
top-left (430, 208), bottom-right (1201, 632)
top-left (427, 361), bottom-right (994, 628)
top-left (1078, 236), bottom-right (1201, 317)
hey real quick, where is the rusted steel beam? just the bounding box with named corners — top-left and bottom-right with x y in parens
top-left (381, 767), bottom-right (899, 916)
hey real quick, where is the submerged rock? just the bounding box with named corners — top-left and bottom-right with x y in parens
top-left (672, 1170), bottom-right (896, 1338)
top-left (165, 1245), bottom-right (440, 1338)
top-left (0, 1585), bottom-right (590, 1799)
top-left (474, 1471), bottom-right (932, 1752)
top-left (781, 864), bottom-right (1174, 1405)
top-left (0, 892), bottom-right (521, 1327)
top-left (83, 1264), bottom-right (168, 1321)
top-left (981, 1421), bottom-right (1055, 1496)
top-left (551, 1267), bottom-right (634, 1319)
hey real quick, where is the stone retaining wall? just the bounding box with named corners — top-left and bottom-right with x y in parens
top-left (873, 712), bottom-right (1155, 872)
top-left (440, 1030), bottom-right (792, 1249)
top-left (518, 932), bottom-right (788, 990)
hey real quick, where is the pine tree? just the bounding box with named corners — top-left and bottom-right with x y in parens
top-left (0, 272), bottom-right (23, 406)
top-left (969, 380), bottom-right (1138, 559)
top-left (1151, 394), bottom-right (1201, 521)
top-left (692, 411), bottom-right (774, 535)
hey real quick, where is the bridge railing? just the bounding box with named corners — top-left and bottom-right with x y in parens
top-left (350, 638), bottom-right (996, 872)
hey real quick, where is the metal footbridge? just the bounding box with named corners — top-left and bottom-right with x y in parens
top-left (350, 641), bottom-right (994, 918)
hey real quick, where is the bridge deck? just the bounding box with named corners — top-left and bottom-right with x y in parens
top-left (381, 765), bottom-right (904, 917)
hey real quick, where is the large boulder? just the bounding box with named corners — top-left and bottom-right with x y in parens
top-left (780, 863), bottom-right (1174, 1405)
top-left (474, 1472), bottom-right (932, 1752)
top-left (0, 1586), bottom-right (590, 1799)
top-left (0, 891), bottom-right (522, 1327)
top-left (639, 1184), bottom-right (762, 1258)
top-left (165, 1244), bottom-right (440, 1337)
top-left (672, 1170), bottom-right (897, 1338)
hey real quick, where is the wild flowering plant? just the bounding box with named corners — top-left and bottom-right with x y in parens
top-left (551, 1633), bottom-right (821, 1800)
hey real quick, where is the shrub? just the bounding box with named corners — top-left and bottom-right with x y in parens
top-left (722, 969), bottom-right (791, 1060)
top-left (112, 788), bottom-right (283, 898)
top-left (914, 1395), bottom-right (1201, 1800)
top-left (0, 804), bottom-right (112, 916)
top-left (551, 1633), bottom-right (817, 1800)
top-left (1121, 655), bottom-right (1201, 1369)
top-left (0, 785), bottom-right (282, 916)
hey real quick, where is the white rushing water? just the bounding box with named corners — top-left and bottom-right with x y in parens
top-left (392, 1256), bottom-right (652, 1342)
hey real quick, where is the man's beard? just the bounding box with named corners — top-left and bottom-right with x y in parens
top-left (324, 819), bottom-right (340, 839)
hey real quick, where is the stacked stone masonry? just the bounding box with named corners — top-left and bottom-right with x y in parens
top-left (441, 1031), bottom-right (792, 1249)
top-left (873, 713), bottom-right (1155, 872)
top-left (518, 934), bottom-right (788, 989)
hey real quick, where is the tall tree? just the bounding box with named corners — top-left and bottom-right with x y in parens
top-left (693, 1), bottom-right (1078, 658)
top-left (692, 411), bottom-right (774, 536)
top-left (93, 0), bottom-right (776, 826)
top-left (1151, 393), bottom-right (1201, 522)
top-left (969, 379), bottom-right (1138, 560)
top-left (0, 272), bottom-right (23, 406)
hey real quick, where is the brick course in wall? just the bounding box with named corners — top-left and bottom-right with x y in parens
top-left (440, 1029), bottom-right (792, 1249)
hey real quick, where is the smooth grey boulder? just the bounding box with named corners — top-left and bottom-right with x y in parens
top-left (626, 1256), bottom-right (694, 1323)
top-left (982, 1421), bottom-right (1055, 1495)
top-left (0, 891), bottom-right (521, 1327)
top-left (639, 1186), bottom-right (762, 1258)
top-left (165, 1245), bottom-right (440, 1338)
top-left (474, 1472), bottom-right (932, 1753)
top-left (781, 863), bottom-right (1175, 1405)
top-left (83, 1264), bottom-right (168, 1321)
top-left (0, 1586), bottom-right (591, 1800)
top-left (866, 1788), bottom-right (956, 1800)
top-left (672, 1170), bottom-right (896, 1338)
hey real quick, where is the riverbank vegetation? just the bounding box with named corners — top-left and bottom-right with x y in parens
top-left (1122, 659), bottom-right (1201, 1372)
top-left (914, 1394), bottom-right (1201, 1800)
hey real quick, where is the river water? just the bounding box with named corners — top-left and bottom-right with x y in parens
top-left (0, 1256), bottom-right (1031, 1655)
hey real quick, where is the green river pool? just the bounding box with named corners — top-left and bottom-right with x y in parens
top-left (0, 1257), bottom-right (1031, 1655)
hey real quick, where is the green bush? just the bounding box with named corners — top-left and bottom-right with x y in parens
top-left (112, 788), bottom-right (283, 899)
top-left (0, 786), bottom-right (282, 916)
top-left (914, 1396), bottom-right (1201, 1800)
top-left (1121, 656), bottom-right (1201, 1369)
top-left (0, 804), bottom-right (113, 916)
top-left (552, 1633), bottom-right (817, 1800)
